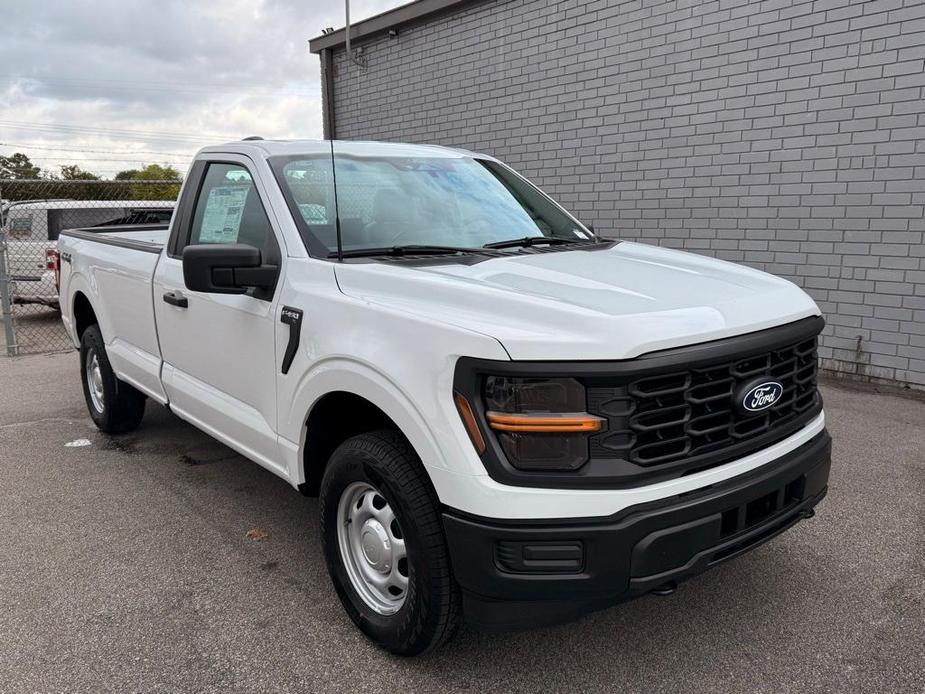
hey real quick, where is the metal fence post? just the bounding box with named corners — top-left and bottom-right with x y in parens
top-left (0, 230), bottom-right (17, 357)
top-left (0, 181), bottom-right (15, 356)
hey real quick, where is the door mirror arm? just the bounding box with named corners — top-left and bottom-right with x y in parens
top-left (217, 264), bottom-right (277, 290)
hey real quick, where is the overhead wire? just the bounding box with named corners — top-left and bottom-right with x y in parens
top-left (0, 120), bottom-right (238, 144)
top-left (2, 74), bottom-right (315, 97)
top-left (0, 141), bottom-right (197, 157)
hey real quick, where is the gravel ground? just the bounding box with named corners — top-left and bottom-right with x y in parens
top-left (0, 352), bottom-right (922, 694)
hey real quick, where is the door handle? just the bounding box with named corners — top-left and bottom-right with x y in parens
top-left (162, 291), bottom-right (188, 308)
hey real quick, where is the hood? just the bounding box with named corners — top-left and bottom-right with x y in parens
top-left (334, 242), bottom-right (820, 360)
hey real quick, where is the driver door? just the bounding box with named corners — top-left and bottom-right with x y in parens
top-left (152, 157), bottom-right (285, 476)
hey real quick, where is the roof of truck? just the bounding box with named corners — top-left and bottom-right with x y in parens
top-left (200, 139), bottom-right (493, 161)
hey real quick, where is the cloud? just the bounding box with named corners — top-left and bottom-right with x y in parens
top-left (0, 0), bottom-right (404, 177)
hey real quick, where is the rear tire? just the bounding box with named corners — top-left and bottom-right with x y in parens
top-left (79, 324), bottom-right (146, 434)
top-left (320, 430), bottom-right (460, 656)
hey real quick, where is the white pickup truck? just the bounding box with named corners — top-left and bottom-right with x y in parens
top-left (58, 139), bottom-right (831, 656)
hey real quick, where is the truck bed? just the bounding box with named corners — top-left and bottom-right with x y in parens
top-left (59, 223), bottom-right (169, 253)
top-left (9, 225), bottom-right (167, 308)
top-left (58, 223), bottom-right (170, 403)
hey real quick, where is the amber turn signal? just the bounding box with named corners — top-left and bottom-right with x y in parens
top-left (485, 412), bottom-right (604, 433)
top-left (454, 392), bottom-right (486, 454)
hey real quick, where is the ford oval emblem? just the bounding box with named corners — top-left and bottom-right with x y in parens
top-left (738, 380), bottom-right (783, 414)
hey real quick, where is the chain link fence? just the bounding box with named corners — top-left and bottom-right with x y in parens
top-left (0, 179), bottom-right (179, 356)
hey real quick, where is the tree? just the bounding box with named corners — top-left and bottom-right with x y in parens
top-left (135, 163), bottom-right (181, 181)
top-left (59, 164), bottom-right (100, 181)
top-left (45, 164), bottom-right (102, 199)
top-left (0, 152), bottom-right (42, 179)
top-left (129, 163), bottom-right (182, 200)
top-left (114, 169), bottom-right (139, 181)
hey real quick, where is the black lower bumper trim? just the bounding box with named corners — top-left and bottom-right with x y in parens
top-left (443, 430), bottom-right (831, 630)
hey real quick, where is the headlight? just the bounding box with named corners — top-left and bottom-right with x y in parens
top-left (481, 376), bottom-right (603, 471)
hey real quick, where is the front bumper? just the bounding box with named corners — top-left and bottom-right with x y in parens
top-left (443, 429), bottom-right (831, 630)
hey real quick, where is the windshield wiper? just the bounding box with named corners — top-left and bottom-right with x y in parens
top-left (482, 236), bottom-right (585, 250)
top-left (328, 244), bottom-right (491, 259)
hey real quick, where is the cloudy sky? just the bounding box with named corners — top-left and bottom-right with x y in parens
top-left (0, 0), bottom-right (405, 178)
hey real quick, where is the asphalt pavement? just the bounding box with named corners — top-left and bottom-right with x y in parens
top-left (0, 305), bottom-right (72, 356)
top-left (0, 352), bottom-right (922, 693)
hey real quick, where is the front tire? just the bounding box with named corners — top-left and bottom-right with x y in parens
top-left (320, 430), bottom-right (460, 656)
top-left (79, 324), bottom-right (146, 434)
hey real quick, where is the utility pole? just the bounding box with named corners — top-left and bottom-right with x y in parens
top-left (344, 0), bottom-right (366, 71)
top-left (345, 0), bottom-right (352, 75)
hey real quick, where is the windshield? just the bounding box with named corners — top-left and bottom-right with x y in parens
top-left (270, 154), bottom-right (593, 257)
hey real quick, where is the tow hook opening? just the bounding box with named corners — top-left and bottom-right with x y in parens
top-left (650, 581), bottom-right (677, 597)
top-left (800, 509), bottom-right (815, 520)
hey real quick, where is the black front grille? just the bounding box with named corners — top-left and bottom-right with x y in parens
top-left (588, 335), bottom-right (820, 477)
top-left (453, 315), bottom-right (825, 489)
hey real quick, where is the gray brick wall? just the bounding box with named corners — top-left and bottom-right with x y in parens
top-left (326, 0), bottom-right (925, 388)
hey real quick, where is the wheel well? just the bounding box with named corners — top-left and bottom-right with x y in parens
top-left (73, 292), bottom-right (98, 340)
top-left (301, 391), bottom-right (400, 496)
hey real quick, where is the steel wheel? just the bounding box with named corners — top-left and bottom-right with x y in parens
top-left (78, 324), bottom-right (146, 434)
top-left (336, 481), bottom-right (408, 615)
top-left (85, 348), bottom-right (105, 414)
top-left (320, 430), bottom-right (461, 654)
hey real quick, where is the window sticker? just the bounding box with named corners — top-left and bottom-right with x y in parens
top-left (10, 216), bottom-right (32, 238)
top-left (199, 186), bottom-right (248, 244)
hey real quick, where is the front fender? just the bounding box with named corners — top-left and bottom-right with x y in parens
top-left (281, 357), bottom-right (450, 487)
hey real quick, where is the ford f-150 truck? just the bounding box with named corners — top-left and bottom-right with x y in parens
top-left (58, 139), bottom-right (831, 656)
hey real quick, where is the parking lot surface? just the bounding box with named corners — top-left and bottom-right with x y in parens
top-left (0, 305), bottom-right (71, 356)
top-left (0, 352), bottom-right (922, 694)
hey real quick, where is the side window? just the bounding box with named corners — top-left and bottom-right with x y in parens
top-left (187, 163), bottom-right (278, 259)
top-left (276, 156), bottom-right (337, 252)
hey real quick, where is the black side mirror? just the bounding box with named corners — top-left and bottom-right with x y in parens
top-left (182, 244), bottom-right (277, 294)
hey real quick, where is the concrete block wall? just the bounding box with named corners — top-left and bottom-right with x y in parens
top-left (327, 0), bottom-right (925, 388)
